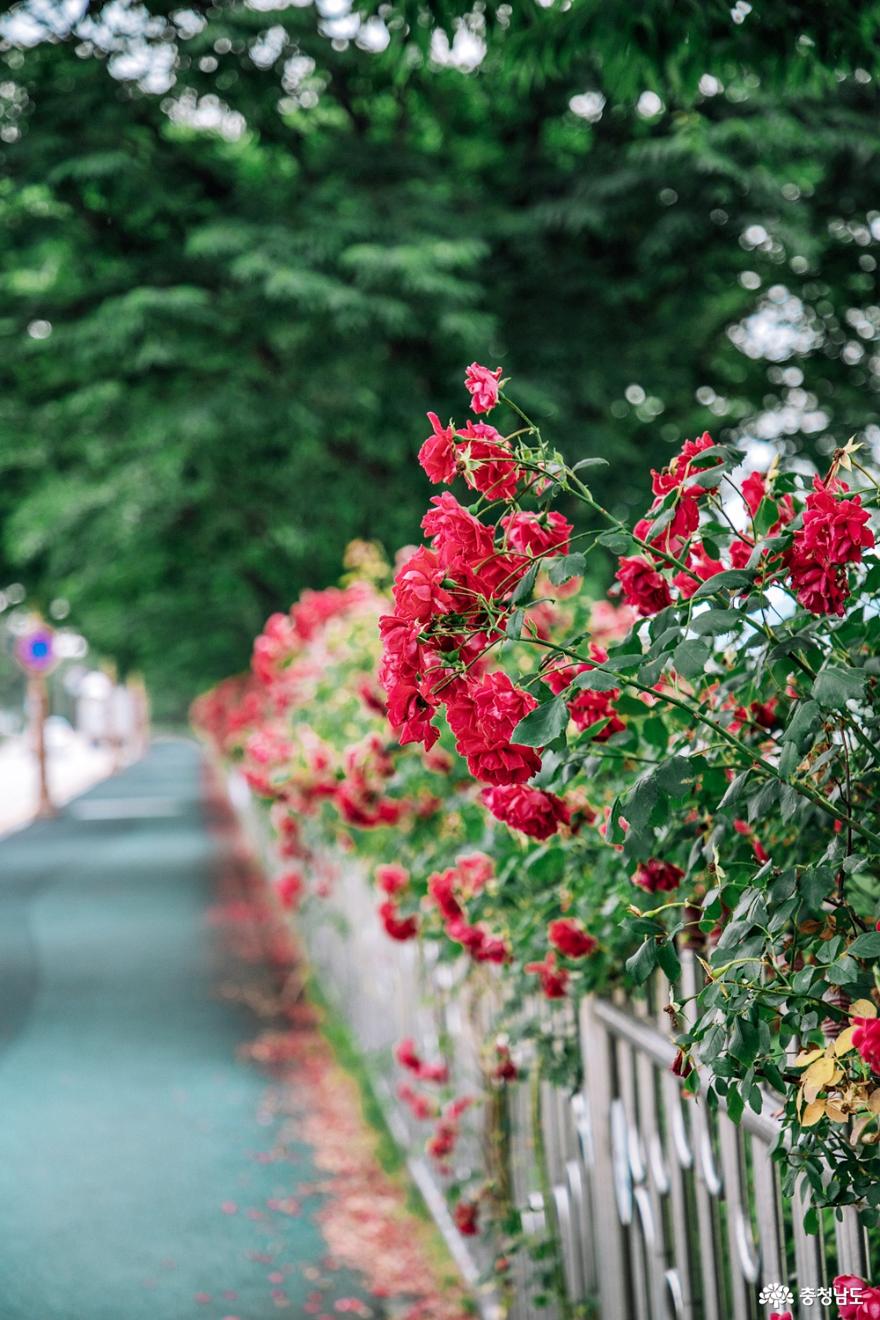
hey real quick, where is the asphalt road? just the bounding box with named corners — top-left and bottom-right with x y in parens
top-left (0, 739), bottom-right (373, 1320)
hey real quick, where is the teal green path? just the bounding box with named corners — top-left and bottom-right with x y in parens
top-left (0, 739), bottom-right (373, 1320)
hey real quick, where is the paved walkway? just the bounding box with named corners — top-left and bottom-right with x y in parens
top-left (0, 740), bottom-right (460, 1320)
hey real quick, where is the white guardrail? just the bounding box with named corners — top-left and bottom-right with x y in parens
top-left (227, 771), bottom-right (873, 1320)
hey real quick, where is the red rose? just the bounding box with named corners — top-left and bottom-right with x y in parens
top-left (493, 1043), bottom-right (518, 1082)
top-left (274, 870), bottom-right (304, 910)
top-left (835, 1276), bottom-right (869, 1320)
top-left (852, 1017), bottom-right (880, 1073)
top-left (421, 492), bottom-right (496, 572)
top-left (801, 479), bottom-right (874, 564)
top-left (633, 858), bottom-right (684, 893)
top-left (378, 613), bottom-right (423, 690)
top-left (857, 1287), bottom-right (880, 1319)
top-left (428, 868), bottom-right (464, 921)
top-left (376, 863), bottom-right (409, 895)
top-left (395, 1037), bottom-right (422, 1073)
top-left (456, 420), bottom-right (521, 500)
top-left (378, 900), bottom-right (419, 941)
top-left (616, 555), bottom-right (673, 616)
top-left (651, 431), bottom-right (717, 497)
top-left (502, 509), bottom-right (573, 558)
top-left (674, 542), bottom-right (725, 600)
top-left (482, 783), bottom-right (569, 839)
top-left (453, 1198), bottom-right (480, 1235)
top-left (392, 546), bottom-right (452, 622)
top-left (418, 411), bottom-right (458, 484)
top-left (787, 478), bottom-right (875, 616)
top-left (446, 672), bottom-right (542, 785)
top-left (543, 649), bottom-right (625, 741)
top-left (384, 679), bottom-right (440, 751)
top-left (397, 1082), bottom-right (436, 1122)
top-left (464, 361), bottom-right (502, 414)
top-left (525, 951), bottom-right (569, 999)
top-left (456, 851), bottom-right (493, 892)
top-left (548, 918), bottom-right (597, 959)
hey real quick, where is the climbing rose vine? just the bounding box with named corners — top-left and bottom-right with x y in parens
top-left (195, 367), bottom-right (880, 1295)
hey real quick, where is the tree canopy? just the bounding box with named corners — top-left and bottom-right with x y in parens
top-left (1, 0), bottom-right (879, 713)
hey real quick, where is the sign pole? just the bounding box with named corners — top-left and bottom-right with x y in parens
top-left (28, 671), bottom-right (55, 819)
top-left (14, 619), bottom-right (59, 821)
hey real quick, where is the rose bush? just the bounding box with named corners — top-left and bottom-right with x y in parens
top-left (194, 367), bottom-right (880, 1303)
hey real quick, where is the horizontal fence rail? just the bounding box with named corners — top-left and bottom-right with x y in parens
top-left (229, 773), bottom-right (873, 1320)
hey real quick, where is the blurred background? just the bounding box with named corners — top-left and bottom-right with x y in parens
top-left (1, 0), bottom-right (880, 729)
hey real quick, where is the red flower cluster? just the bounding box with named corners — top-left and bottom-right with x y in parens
top-left (543, 645), bottom-right (626, 741)
top-left (633, 858), bottom-right (684, 893)
top-left (787, 477), bottom-right (875, 616)
top-left (242, 726), bottom-right (295, 798)
top-left (191, 674), bottom-right (268, 755)
top-left (252, 611), bottom-right (300, 686)
top-left (547, 918), bottom-right (597, 959)
top-left (525, 951), bottom-right (569, 999)
top-left (336, 732), bottom-right (402, 828)
top-left (615, 433), bottom-right (731, 615)
top-left (852, 1016), bottom-right (880, 1073)
top-left (395, 1037), bottom-right (449, 1084)
top-left (397, 1082), bottom-right (437, 1122)
top-left (428, 861), bottom-right (510, 963)
top-left (426, 1096), bottom-right (473, 1166)
top-left (274, 870), bottom-right (304, 910)
top-left (380, 491), bottom-right (537, 755)
top-left (453, 1198), bottom-right (480, 1236)
top-left (492, 1042), bottom-right (518, 1082)
top-left (419, 412), bottom-right (523, 501)
top-left (379, 900), bottom-right (419, 942)
top-left (374, 863), bottom-right (407, 896)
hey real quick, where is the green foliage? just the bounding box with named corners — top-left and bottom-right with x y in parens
top-left (2, 2), bottom-right (880, 711)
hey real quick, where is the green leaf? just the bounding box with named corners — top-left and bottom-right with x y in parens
top-left (688, 466), bottom-right (726, 489)
top-left (811, 665), bottom-right (866, 709)
top-left (626, 939), bottom-right (658, 984)
top-left (848, 932), bottom-right (880, 959)
top-left (505, 608), bottom-right (524, 639)
top-left (691, 568), bottom-right (754, 600)
top-left (799, 867), bottom-right (834, 912)
top-left (657, 941), bottom-right (681, 981)
top-left (596, 529), bottom-right (633, 553)
top-left (571, 457), bottom-right (609, 472)
top-left (672, 638), bottom-right (710, 679)
top-left (719, 770), bottom-right (751, 809)
top-left (604, 652), bottom-right (644, 671)
top-left (511, 562), bottom-right (539, 604)
top-left (730, 1018), bottom-right (760, 1067)
top-left (512, 697), bottom-right (568, 746)
top-left (573, 668), bottom-right (619, 692)
top-left (726, 1083), bottom-right (745, 1124)
top-left (547, 552), bottom-right (587, 584)
top-left (691, 608), bottom-right (741, 635)
top-left (782, 699), bottom-right (820, 746)
top-left (753, 496), bottom-right (779, 536)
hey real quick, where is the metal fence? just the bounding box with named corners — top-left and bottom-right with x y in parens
top-left (230, 773), bottom-right (873, 1320)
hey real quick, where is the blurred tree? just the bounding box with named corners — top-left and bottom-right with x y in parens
top-left (0, 1), bottom-right (878, 712)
